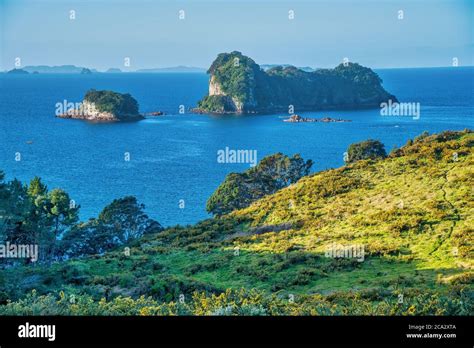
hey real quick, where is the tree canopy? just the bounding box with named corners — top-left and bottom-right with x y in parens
top-left (61, 196), bottom-right (162, 258)
top-left (0, 172), bottom-right (161, 262)
top-left (206, 153), bottom-right (313, 215)
top-left (84, 89), bottom-right (139, 117)
top-left (346, 139), bottom-right (387, 163)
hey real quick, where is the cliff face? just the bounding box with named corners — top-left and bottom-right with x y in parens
top-left (209, 75), bottom-right (225, 96)
top-left (197, 51), bottom-right (398, 114)
top-left (59, 101), bottom-right (118, 121)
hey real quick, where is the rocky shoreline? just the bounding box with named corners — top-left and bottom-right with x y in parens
top-left (143, 111), bottom-right (164, 116)
top-left (57, 112), bottom-right (144, 122)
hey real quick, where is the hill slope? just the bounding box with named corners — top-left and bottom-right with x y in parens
top-left (1, 130), bottom-right (472, 315)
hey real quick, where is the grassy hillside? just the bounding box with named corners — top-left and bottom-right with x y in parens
top-left (1, 130), bottom-right (472, 315)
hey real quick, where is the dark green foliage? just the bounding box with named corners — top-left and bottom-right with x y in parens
top-left (0, 172), bottom-right (161, 262)
top-left (208, 51), bottom-right (259, 104)
top-left (197, 95), bottom-right (236, 113)
top-left (0, 175), bottom-right (79, 263)
top-left (414, 131), bottom-right (430, 143)
top-left (62, 196), bottom-right (163, 257)
top-left (206, 153), bottom-right (313, 215)
top-left (84, 89), bottom-right (139, 117)
top-left (347, 139), bottom-right (387, 163)
top-left (98, 196), bottom-right (161, 240)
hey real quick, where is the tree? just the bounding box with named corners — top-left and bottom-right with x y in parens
top-left (27, 176), bottom-right (48, 197)
top-left (0, 174), bottom-right (80, 263)
top-left (47, 189), bottom-right (79, 238)
top-left (346, 139), bottom-right (387, 164)
top-left (2, 179), bottom-right (32, 245)
top-left (0, 171), bottom-right (10, 240)
top-left (61, 219), bottom-right (114, 257)
top-left (98, 196), bottom-right (162, 243)
top-left (61, 196), bottom-right (163, 258)
top-left (206, 153), bottom-right (313, 216)
top-left (45, 189), bottom-right (79, 258)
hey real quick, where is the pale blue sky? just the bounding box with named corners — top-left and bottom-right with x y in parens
top-left (1, 0), bottom-right (473, 71)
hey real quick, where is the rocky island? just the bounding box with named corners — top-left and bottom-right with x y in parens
top-left (283, 114), bottom-right (351, 123)
top-left (195, 51), bottom-right (398, 114)
top-left (144, 111), bottom-right (164, 116)
top-left (57, 89), bottom-right (144, 122)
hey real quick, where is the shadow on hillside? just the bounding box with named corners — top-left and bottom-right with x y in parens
top-left (0, 245), bottom-right (468, 303)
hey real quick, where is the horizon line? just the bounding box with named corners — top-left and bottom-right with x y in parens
top-left (3, 64), bottom-right (474, 73)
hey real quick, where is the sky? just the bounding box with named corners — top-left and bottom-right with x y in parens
top-left (0, 0), bottom-right (473, 71)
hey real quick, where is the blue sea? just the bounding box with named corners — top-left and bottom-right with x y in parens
top-left (0, 68), bottom-right (473, 226)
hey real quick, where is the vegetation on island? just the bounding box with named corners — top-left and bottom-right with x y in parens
top-left (0, 130), bottom-right (472, 315)
top-left (197, 51), bottom-right (398, 113)
top-left (84, 89), bottom-right (140, 118)
top-left (197, 95), bottom-right (236, 114)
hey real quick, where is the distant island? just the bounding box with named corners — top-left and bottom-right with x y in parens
top-left (7, 68), bottom-right (29, 74)
top-left (196, 51), bottom-right (398, 114)
top-left (105, 68), bottom-right (122, 73)
top-left (21, 65), bottom-right (98, 74)
top-left (80, 68), bottom-right (93, 74)
top-left (7, 64), bottom-right (205, 74)
top-left (57, 89), bottom-right (143, 122)
top-left (260, 64), bottom-right (315, 72)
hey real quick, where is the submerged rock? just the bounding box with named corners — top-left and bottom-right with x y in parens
top-left (144, 111), bottom-right (165, 116)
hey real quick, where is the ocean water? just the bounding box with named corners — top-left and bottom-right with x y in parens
top-left (0, 68), bottom-right (473, 226)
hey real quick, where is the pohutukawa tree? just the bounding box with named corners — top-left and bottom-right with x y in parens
top-left (206, 153), bottom-right (313, 216)
top-left (346, 139), bottom-right (387, 164)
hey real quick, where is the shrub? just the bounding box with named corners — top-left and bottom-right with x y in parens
top-left (347, 139), bottom-right (387, 163)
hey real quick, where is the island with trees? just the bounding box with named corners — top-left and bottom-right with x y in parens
top-left (195, 51), bottom-right (398, 114)
top-left (57, 89), bottom-right (144, 122)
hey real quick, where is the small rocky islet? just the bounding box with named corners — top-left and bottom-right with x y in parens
top-left (283, 114), bottom-right (351, 123)
top-left (56, 89), bottom-right (165, 122)
top-left (57, 89), bottom-right (144, 122)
